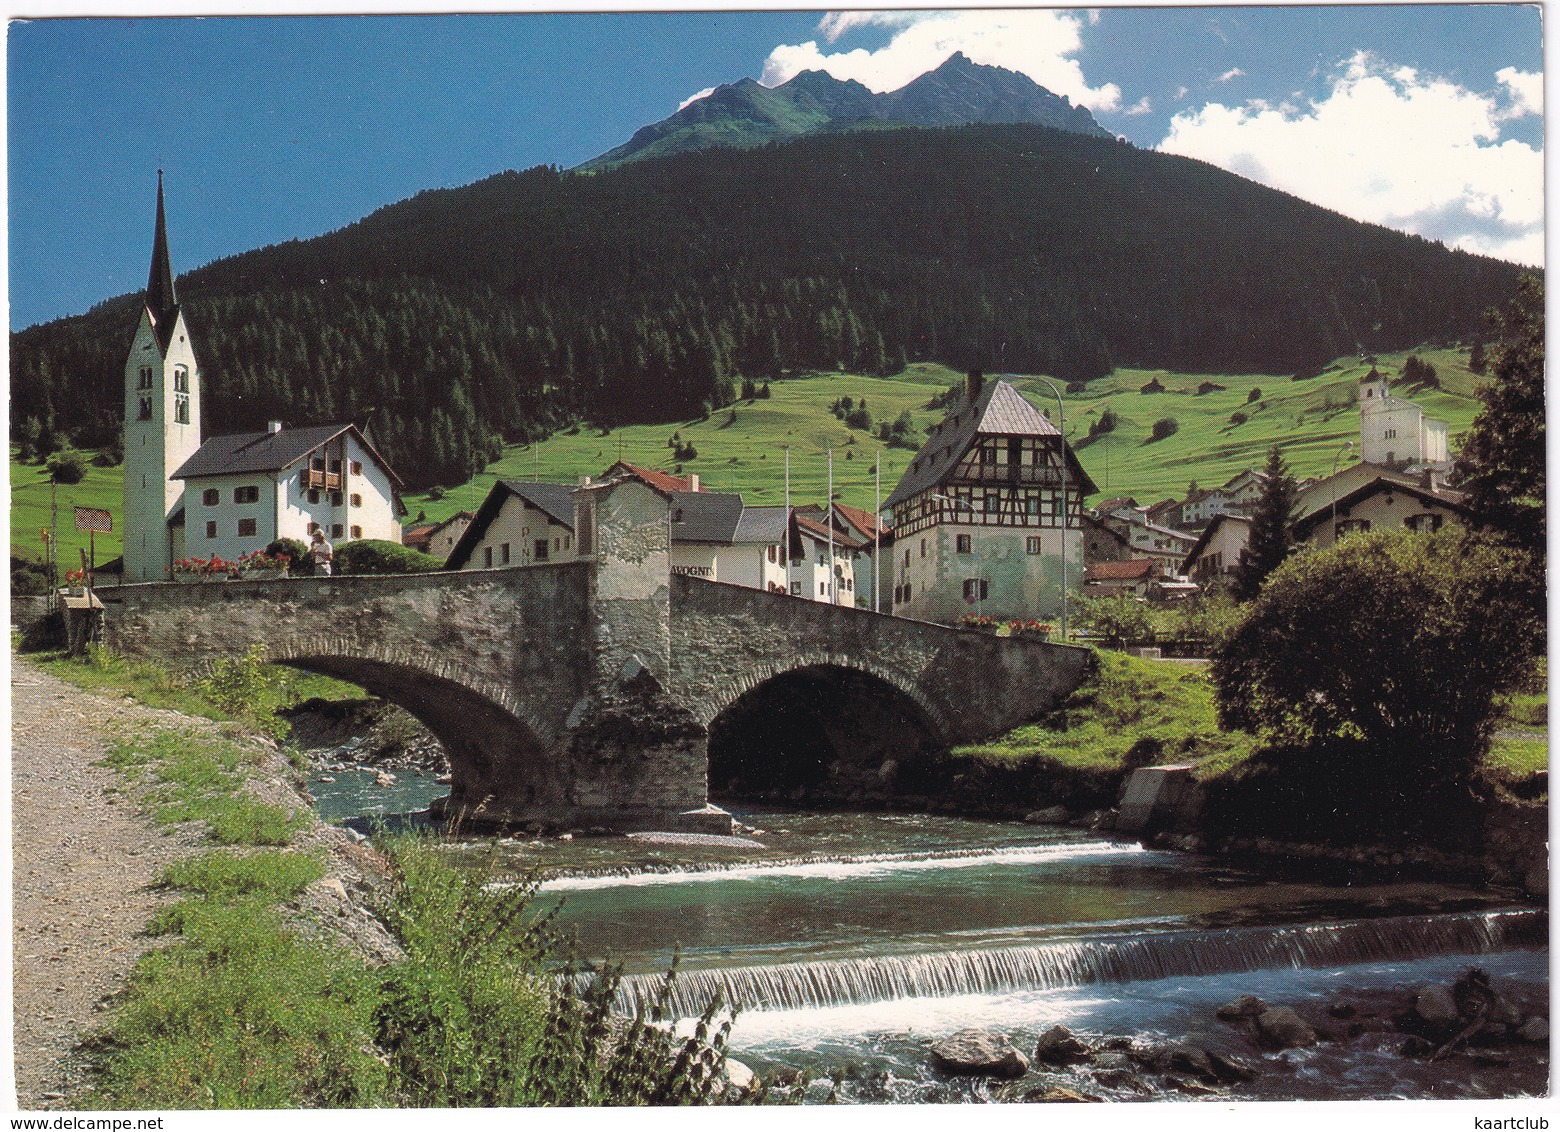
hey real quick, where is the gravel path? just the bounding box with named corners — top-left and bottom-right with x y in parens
top-left (10, 655), bottom-right (208, 1109)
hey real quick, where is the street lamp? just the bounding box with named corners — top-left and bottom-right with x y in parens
top-left (1329, 440), bottom-right (1356, 545)
top-left (1004, 373), bottom-right (1070, 642)
top-left (932, 493), bottom-right (980, 618)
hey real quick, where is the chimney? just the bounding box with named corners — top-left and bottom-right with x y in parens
top-left (966, 370), bottom-right (985, 402)
top-left (267, 420), bottom-right (283, 434)
top-left (689, 474), bottom-right (700, 493)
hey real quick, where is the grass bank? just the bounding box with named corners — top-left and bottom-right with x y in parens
top-left (52, 651), bottom-right (744, 1109)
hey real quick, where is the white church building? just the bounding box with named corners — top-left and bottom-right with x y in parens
top-left (122, 174), bottom-right (404, 581)
top-left (1357, 369), bottom-right (1449, 471)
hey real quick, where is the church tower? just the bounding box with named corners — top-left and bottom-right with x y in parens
top-left (123, 172), bottom-right (202, 582)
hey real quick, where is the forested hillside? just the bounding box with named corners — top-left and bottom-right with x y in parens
top-left (12, 123), bottom-right (1523, 489)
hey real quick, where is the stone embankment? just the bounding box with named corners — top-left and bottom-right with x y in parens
top-left (10, 655), bottom-right (399, 1109)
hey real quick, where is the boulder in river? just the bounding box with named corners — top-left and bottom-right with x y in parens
top-left (929, 1029), bottom-right (1030, 1077)
top-left (1216, 994), bottom-right (1267, 1021)
top-left (1034, 1024), bottom-right (1090, 1064)
top-left (1256, 1006), bottom-right (1317, 1049)
top-left (1413, 984), bottom-right (1460, 1031)
top-left (1024, 806), bottom-right (1070, 825)
top-left (1517, 1016), bottom-right (1549, 1043)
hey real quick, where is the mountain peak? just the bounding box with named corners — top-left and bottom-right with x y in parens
top-left (580, 54), bottom-right (1109, 170)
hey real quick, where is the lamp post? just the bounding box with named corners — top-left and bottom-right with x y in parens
top-left (1329, 440), bottom-right (1356, 545)
top-left (1005, 373), bottom-right (1070, 642)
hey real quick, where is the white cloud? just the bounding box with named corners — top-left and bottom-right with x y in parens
top-left (1125, 97), bottom-right (1153, 117)
top-left (1159, 51), bottom-right (1543, 266)
top-left (678, 87), bottom-right (716, 112)
top-left (761, 10), bottom-right (1121, 113)
top-left (1216, 67), bottom-right (1244, 84)
top-left (1496, 67), bottom-right (1542, 117)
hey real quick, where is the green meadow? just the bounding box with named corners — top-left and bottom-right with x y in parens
top-left (12, 345), bottom-right (1486, 568)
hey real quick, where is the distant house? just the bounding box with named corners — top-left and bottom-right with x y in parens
top-left (884, 374), bottom-right (1096, 624)
top-left (1080, 513), bottom-right (1133, 565)
top-left (1100, 510), bottom-right (1198, 569)
top-left (1220, 468), bottom-right (1270, 513)
top-left (1143, 498), bottom-right (1184, 530)
top-left (603, 461), bottom-right (704, 494)
top-left (1358, 371), bottom-right (1449, 471)
top-left (1082, 558), bottom-right (1196, 601)
top-left (1291, 466), bottom-right (1468, 548)
top-left (792, 507), bottom-right (861, 604)
top-left (445, 481), bottom-right (578, 570)
top-left (404, 510), bottom-right (473, 558)
top-left (670, 493), bottom-right (791, 592)
top-left (1181, 512), bottom-right (1252, 585)
top-left (830, 501), bottom-right (892, 611)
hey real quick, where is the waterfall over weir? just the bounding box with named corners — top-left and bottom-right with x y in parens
top-left (609, 908), bottom-right (1546, 1019)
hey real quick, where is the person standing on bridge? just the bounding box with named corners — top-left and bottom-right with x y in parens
top-left (309, 529), bottom-right (334, 577)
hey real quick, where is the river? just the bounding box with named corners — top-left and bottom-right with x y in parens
top-left (312, 778), bottom-right (1549, 1103)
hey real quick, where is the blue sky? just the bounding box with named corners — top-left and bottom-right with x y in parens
top-left (8, 6), bottom-right (1544, 330)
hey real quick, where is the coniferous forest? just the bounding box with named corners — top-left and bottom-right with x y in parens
top-left (12, 124), bottom-right (1526, 488)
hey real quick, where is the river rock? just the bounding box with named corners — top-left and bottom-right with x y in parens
top-left (1024, 806), bottom-right (1070, 825)
top-left (1090, 1051), bottom-right (1133, 1072)
top-left (1216, 994), bottom-right (1267, 1021)
top-left (1517, 1016), bottom-right (1549, 1043)
top-left (1256, 1007), bottom-right (1316, 1049)
top-left (1414, 985), bottom-right (1460, 1030)
top-left (721, 1058), bottom-right (756, 1096)
top-left (1184, 1033), bottom-right (1258, 1082)
top-left (929, 1029), bottom-right (1030, 1077)
top-left (1021, 1086), bottom-right (1101, 1103)
top-left (1034, 1024), bottom-right (1090, 1064)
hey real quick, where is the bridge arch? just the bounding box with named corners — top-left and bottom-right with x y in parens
top-left (267, 637), bottom-right (567, 819)
top-left (704, 660), bottom-right (949, 804)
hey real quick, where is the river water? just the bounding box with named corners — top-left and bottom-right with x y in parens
top-left (312, 779), bottom-right (1549, 1103)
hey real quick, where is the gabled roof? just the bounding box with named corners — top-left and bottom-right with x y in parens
top-left (732, 505), bottom-right (790, 545)
top-left (831, 501), bottom-right (890, 542)
top-left (172, 422), bottom-right (402, 488)
top-left (1094, 496), bottom-right (1139, 514)
top-left (505, 482), bottom-right (576, 529)
top-left (669, 490), bottom-right (745, 543)
top-left (1085, 558), bottom-right (1157, 582)
top-left (446, 480), bottom-right (578, 569)
top-left (1291, 477), bottom-right (1467, 539)
top-left (796, 511), bottom-right (863, 549)
top-left (885, 378), bottom-right (1097, 508)
top-left (1180, 512), bottom-right (1252, 574)
top-left (605, 461), bottom-right (700, 494)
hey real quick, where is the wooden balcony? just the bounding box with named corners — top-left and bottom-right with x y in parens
top-left (302, 469), bottom-right (342, 490)
top-left (951, 464), bottom-right (1065, 487)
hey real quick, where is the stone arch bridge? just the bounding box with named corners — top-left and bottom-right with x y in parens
top-left (98, 479), bottom-right (1093, 832)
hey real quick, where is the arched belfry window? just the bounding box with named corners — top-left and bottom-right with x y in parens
top-left (173, 366), bottom-right (189, 393)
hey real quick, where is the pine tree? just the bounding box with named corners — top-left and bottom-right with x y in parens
top-left (1234, 446), bottom-right (1298, 601)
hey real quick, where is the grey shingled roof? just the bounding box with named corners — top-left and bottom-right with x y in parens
top-left (503, 481), bottom-right (576, 529)
top-left (885, 379), bottom-right (1096, 509)
top-left (669, 490), bottom-right (744, 543)
top-left (732, 505), bottom-right (790, 545)
top-left (173, 423), bottom-right (369, 481)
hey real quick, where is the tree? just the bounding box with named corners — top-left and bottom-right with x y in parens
top-left (1149, 417), bottom-right (1178, 441)
top-left (45, 447), bottom-right (87, 485)
top-left (1246, 387), bottom-right (1262, 404)
top-left (1455, 275), bottom-right (1545, 561)
top-left (1232, 446), bottom-right (1297, 601)
top-left (1072, 592), bottom-right (1153, 646)
top-left (1468, 338), bottom-right (1488, 375)
top-left (1211, 529), bottom-right (1542, 806)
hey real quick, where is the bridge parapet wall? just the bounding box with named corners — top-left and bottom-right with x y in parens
top-left (669, 577), bottom-right (1094, 743)
top-left (98, 565), bottom-right (595, 745)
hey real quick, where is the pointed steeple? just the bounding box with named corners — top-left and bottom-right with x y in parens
top-left (145, 170), bottom-right (180, 350)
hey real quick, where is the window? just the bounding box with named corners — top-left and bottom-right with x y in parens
top-left (920, 538), bottom-right (926, 558)
top-left (963, 578), bottom-right (989, 601)
top-left (350, 461), bottom-right (362, 475)
top-left (233, 486), bottom-right (259, 504)
top-left (312, 458), bottom-right (325, 472)
top-left (331, 523), bottom-right (343, 538)
top-left (984, 495), bottom-right (998, 514)
top-left (501, 543), bottom-right (511, 565)
top-left (137, 367), bottom-right (153, 389)
top-left (767, 545), bottom-right (777, 563)
top-left (137, 397), bottom-right (153, 421)
top-left (903, 582), bottom-right (911, 600)
top-left (534, 539), bottom-right (549, 562)
top-left (308, 490), bottom-right (321, 504)
top-left (1027, 536), bottom-right (1042, 555)
top-left (903, 549), bottom-right (910, 567)
top-left (554, 537), bottom-right (561, 552)
top-left (173, 367), bottom-right (189, 392)
top-left (350, 494), bottom-right (362, 508)
top-left (820, 582), bottom-right (826, 596)
top-left (350, 525), bottom-right (362, 539)
top-left (1405, 513), bottom-right (1444, 533)
top-left (1335, 519), bottom-right (1371, 538)
top-left (330, 491), bottom-right (343, 507)
top-left (956, 534), bottom-right (972, 554)
top-left (672, 508), bottom-right (684, 523)
top-left (483, 547), bottom-right (493, 568)
top-left (564, 535), bottom-right (571, 550)
top-left (202, 489), bottom-right (219, 506)
top-left (206, 521), bottom-right (218, 538)
top-left (329, 460), bottom-right (342, 474)
top-left (237, 518), bottom-right (257, 537)
top-left (174, 397), bottom-right (189, 424)
top-left (790, 581), bottom-right (802, 595)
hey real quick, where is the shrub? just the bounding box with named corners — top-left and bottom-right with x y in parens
top-left (1211, 530), bottom-right (1543, 815)
top-left (1228, 411), bottom-right (1248, 426)
top-left (1149, 417), bottom-right (1179, 442)
top-left (333, 539), bottom-right (443, 576)
top-left (1247, 387), bottom-right (1262, 403)
top-left (1087, 407), bottom-right (1118, 440)
top-left (266, 537), bottom-right (311, 576)
top-left (46, 447), bottom-right (88, 484)
top-left (11, 555), bottom-right (52, 596)
top-left (1072, 592), bottom-right (1154, 645)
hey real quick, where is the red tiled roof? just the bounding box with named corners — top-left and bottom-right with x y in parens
top-left (609, 461), bottom-right (698, 494)
top-left (832, 501), bottom-right (889, 540)
top-left (796, 512), bottom-right (863, 549)
top-left (1085, 559), bottom-right (1156, 581)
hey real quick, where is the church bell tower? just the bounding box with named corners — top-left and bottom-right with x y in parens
top-left (122, 171), bottom-right (202, 582)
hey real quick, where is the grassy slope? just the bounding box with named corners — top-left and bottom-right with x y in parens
top-left (12, 346), bottom-right (1485, 565)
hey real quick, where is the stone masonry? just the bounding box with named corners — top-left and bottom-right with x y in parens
top-left (96, 478), bottom-right (1096, 831)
